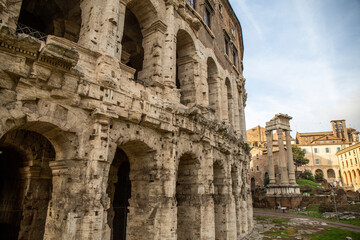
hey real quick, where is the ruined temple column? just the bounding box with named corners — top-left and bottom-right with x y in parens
top-left (266, 130), bottom-right (276, 184)
top-left (285, 130), bottom-right (296, 184)
top-left (277, 129), bottom-right (289, 185)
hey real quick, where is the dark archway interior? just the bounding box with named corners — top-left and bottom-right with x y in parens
top-left (0, 147), bottom-right (25, 239)
top-left (121, 8), bottom-right (144, 80)
top-left (0, 130), bottom-right (54, 240)
top-left (107, 148), bottom-right (131, 240)
top-left (17, 0), bottom-right (81, 42)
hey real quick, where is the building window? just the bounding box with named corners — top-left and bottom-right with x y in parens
top-left (314, 148), bottom-right (318, 153)
top-left (346, 161), bottom-right (348, 167)
top-left (232, 47), bottom-right (238, 67)
top-left (256, 166), bottom-right (259, 171)
top-left (313, 137), bottom-right (315, 140)
top-left (320, 141), bottom-right (324, 144)
top-left (251, 167), bottom-right (254, 172)
top-left (205, 6), bottom-right (211, 27)
top-left (315, 159), bottom-right (320, 164)
top-left (333, 141), bottom-right (336, 143)
top-left (326, 148), bottom-right (330, 153)
top-left (303, 149), bottom-right (307, 154)
top-left (342, 161), bottom-right (344, 168)
top-left (349, 151), bottom-right (351, 156)
top-left (224, 33), bottom-right (230, 56)
top-left (218, 3), bottom-right (222, 13)
top-left (355, 158), bottom-right (358, 165)
top-left (327, 159), bottom-right (331, 164)
top-left (337, 147), bottom-right (341, 152)
top-left (188, 0), bottom-right (195, 8)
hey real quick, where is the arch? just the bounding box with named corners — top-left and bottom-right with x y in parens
top-left (176, 29), bottom-right (196, 106)
top-left (352, 170), bottom-right (357, 185)
top-left (327, 169), bottom-right (336, 179)
top-left (176, 152), bottom-right (201, 239)
top-left (107, 140), bottom-right (157, 239)
top-left (207, 57), bottom-right (219, 115)
top-left (0, 121), bottom-right (78, 161)
top-left (17, 0), bottom-right (81, 42)
top-left (0, 129), bottom-right (54, 239)
top-left (126, 0), bottom-right (158, 30)
top-left (343, 171), bottom-right (348, 185)
top-left (225, 78), bottom-right (233, 125)
top-left (315, 169), bottom-right (323, 175)
top-left (121, 7), bottom-right (144, 80)
top-left (357, 169), bottom-right (360, 186)
top-left (251, 178), bottom-right (255, 190)
top-left (213, 161), bottom-right (226, 239)
top-left (348, 170), bottom-right (353, 185)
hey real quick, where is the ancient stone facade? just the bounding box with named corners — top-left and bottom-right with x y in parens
top-left (0, 0), bottom-right (252, 239)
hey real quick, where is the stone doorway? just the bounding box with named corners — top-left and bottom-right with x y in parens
top-left (107, 148), bottom-right (131, 240)
top-left (0, 129), bottom-right (54, 240)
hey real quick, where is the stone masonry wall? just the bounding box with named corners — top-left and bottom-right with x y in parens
top-left (0, 0), bottom-right (252, 239)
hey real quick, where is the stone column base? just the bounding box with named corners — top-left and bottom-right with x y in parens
top-left (265, 185), bottom-right (302, 209)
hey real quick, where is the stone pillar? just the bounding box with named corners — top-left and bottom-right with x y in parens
top-left (78, 0), bottom-right (125, 58)
top-left (266, 130), bottom-right (276, 184)
top-left (277, 129), bottom-right (289, 185)
top-left (238, 89), bottom-right (246, 140)
top-left (286, 130), bottom-right (296, 184)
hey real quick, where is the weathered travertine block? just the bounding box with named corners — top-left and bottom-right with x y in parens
top-left (0, 0), bottom-right (252, 239)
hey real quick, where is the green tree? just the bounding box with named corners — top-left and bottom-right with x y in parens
top-left (315, 171), bottom-right (324, 182)
top-left (303, 170), bottom-right (314, 181)
top-left (292, 145), bottom-right (309, 171)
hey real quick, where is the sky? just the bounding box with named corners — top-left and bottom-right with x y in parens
top-left (229, 0), bottom-right (360, 135)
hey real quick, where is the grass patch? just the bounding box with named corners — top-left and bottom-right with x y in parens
top-left (309, 227), bottom-right (360, 240)
top-left (296, 179), bottom-right (320, 189)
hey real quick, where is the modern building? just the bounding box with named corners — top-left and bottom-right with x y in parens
top-left (0, 0), bottom-right (253, 239)
top-left (296, 120), bottom-right (359, 185)
top-left (336, 143), bottom-right (360, 191)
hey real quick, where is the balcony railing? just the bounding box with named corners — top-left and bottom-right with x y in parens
top-left (16, 23), bottom-right (47, 41)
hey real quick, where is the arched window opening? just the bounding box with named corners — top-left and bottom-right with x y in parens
top-left (17, 0), bottom-right (81, 42)
top-left (176, 30), bottom-right (196, 106)
top-left (0, 130), bottom-right (54, 239)
top-left (250, 178), bottom-right (255, 190)
top-left (213, 161), bottom-right (226, 238)
top-left (207, 58), bottom-right (218, 113)
top-left (121, 8), bottom-right (144, 81)
top-left (176, 153), bottom-right (200, 239)
top-left (344, 172), bottom-right (348, 185)
top-left (327, 169), bottom-right (335, 179)
top-left (225, 78), bottom-right (233, 125)
top-left (107, 148), bottom-right (131, 240)
top-left (348, 171), bottom-right (353, 185)
top-left (352, 170), bottom-right (357, 185)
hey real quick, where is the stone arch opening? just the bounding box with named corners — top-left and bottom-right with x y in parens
top-left (352, 170), bottom-right (357, 185)
top-left (121, 7), bottom-right (144, 80)
top-left (327, 169), bottom-right (335, 179)
top-left (315, 169), bottom-right (323, 175)
top-left (107, 140), bottom-right (157, 239)
top-left (250, 177), bottom-right (255, 190)
top-left (107, 148), bottom-right (131, 240)
top-left (225, 78), bottom-right (233, 125)
top-left (207, 57), bottom-right (218, 113)
top-left (0, 129), bottom-right (54, 239)
top-left (176, 153), bottom-right (201, 239)
top-left (17, 0), bottom-right (81, 42)
top-left (343, 171), bottom-right (348, 185)
top-left (348, 171), bottom-right (353, 185)
top-left (213, 161), bottom-right (226, 238)
top-left (176, 30), bottom-right (196, 106)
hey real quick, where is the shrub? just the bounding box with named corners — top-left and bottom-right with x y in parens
top-left (303, 170), bottom-right (314, 181)
top-left (315, 171), bottom-right (324, 182)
